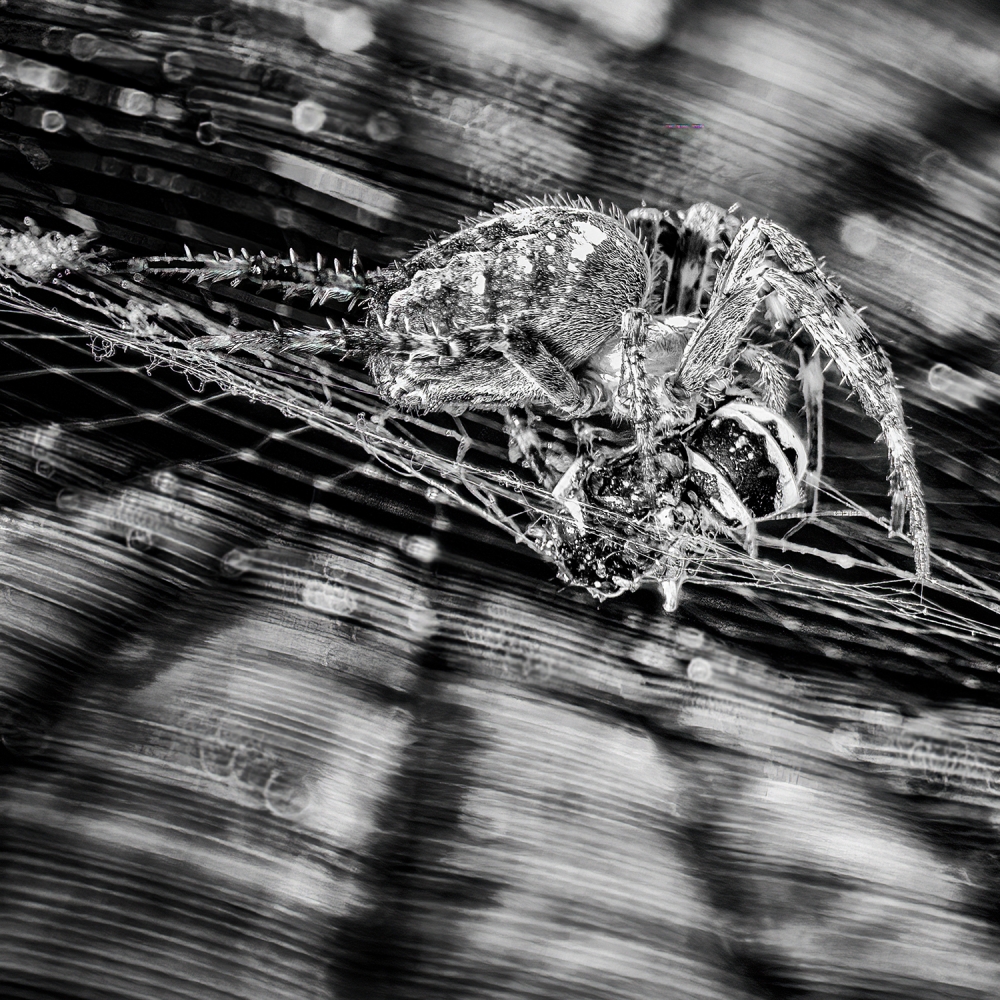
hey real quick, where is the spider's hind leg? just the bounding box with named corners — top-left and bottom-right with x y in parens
top-left (762, 264), bottom-right (931, 581)
top-left (188, 318), bottom-right (378, 356)
top-left (795, 347), bottom-right (825, 515)
top-left (494, 318), bottom-right (607, 419)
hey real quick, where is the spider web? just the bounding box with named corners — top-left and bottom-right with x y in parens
top-left (0, 0), bottom-right (997, 692)
top-left (1, 227), bottom-right (999, 688)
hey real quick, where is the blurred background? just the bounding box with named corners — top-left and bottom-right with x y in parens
top-left (3, 1), bottom-right (1000, 997)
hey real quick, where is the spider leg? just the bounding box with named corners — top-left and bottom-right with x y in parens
top-left (760, 263), bottom-right (930, 580)
top-left (796, 347), bottom-right (825, 515)
top-left (713, 218), bottom-right (770, 296)
top-left (668, 282), bottom-right (766, 419)
top-left (127, 249), bottom-right (365, 305)
top-left (713, 217), bottom-right (857, 518)
top-left (494, 324), bottom-right (608, 418)
top-left (699, 214), bottom-right (930, 579)
top-left (188, 319), bottom-right (379, 356)
top-left (581, 314), bottom-right (695, 416)
top-left (737, 344), bottom-right (791, 411)
top-left (615, 308), bottom-right (659, 490)
top-left (370, 353), bottom-right (559, 412)
top-left (757, 219), bottom-right (822, 273)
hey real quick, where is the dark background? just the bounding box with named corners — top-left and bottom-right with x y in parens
top-left (3, 1), bottom-right (1000, 997)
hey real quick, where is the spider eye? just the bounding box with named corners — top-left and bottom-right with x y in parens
top-left (626, 206), bottom-right (664, 246)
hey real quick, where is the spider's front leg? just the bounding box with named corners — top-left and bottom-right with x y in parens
top-left (668, 281), bottom-right (770, 420)
top-left (614, 308), bottom-right (660, 493)
top-left (767, 267), bottom-right (930, 576)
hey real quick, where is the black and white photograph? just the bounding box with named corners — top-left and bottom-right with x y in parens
top-left (2, 1), bottom-right (1000, 997)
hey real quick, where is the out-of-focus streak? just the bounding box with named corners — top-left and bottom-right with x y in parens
top-left (5, 460), bottom-right (1000, 996)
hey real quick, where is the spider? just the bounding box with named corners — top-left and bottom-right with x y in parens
top-left (121, 195), bottom-right (929, 588)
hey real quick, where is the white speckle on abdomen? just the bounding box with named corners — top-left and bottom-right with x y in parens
top-left (567, 220), bottom-right (609, 273)
top-left (570, 220), bottom-right (608, 259)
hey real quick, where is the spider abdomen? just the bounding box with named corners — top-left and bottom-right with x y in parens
top-left (370, 204), bottom-right (652, 369)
